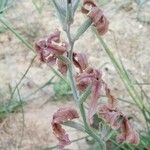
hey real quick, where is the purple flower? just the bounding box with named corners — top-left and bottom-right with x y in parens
top-left (81, 0), bottom-right (96, 14)
top-left (57, 59), bottom-right (68, 75)
top-left (35, 30), bottom-right (67, 63)
top-left (116, 117), bottom-right (140, 145)
top-left (82, 0), bottom-right (109, 35)
top-left (88, 7), bottom-right (109, 35)
top-left (76, 67), bottom-right (102, 124)
top-left (99, 104), bottom-right (122, 129)
top-left (51, 107), bottom-right (79, 149)
top-left (73, 52), bottom-right (88, 73)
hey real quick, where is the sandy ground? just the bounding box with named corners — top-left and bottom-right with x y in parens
top-left (0, 0), bottom-right (150, 150)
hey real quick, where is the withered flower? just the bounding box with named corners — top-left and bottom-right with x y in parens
top-left (117, 117), bottom-right (140, 145)
top-left (35, 30), bottom-right (67, 63)
top-left (57, 59), bottom-right (68, 75)
top-left (81, 0), bottom-right (96, 14)
top-left (51, 107), bottom-right (79, 149)
top-left (104, 83), bottom-right (118, 109)
top-left (88, 7), bottom-right (109, 35)
top-left (73, 52), bottom-right (88, 73)
top-left (82, 0), bottom-right (109, 35)
top-left (99, 104), bottom-right (123, 129)
top-left (76, 67), bottom-right (102, 123)
top-left (98, 83), bottom-right (139, 144)
top-left (98, 81), bottom-right (123, 129)
top-left (35, 38), bottom-right (57, 63)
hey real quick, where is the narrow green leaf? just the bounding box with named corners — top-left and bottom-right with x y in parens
top-left (79, 85), bottom-right (91, 104)
top-left (73, 18), bottom-right (92, 41)
top-left (0, 0), bottom-right (13, 13)
top-left (66, 2), bottom-right (73, 24)
top-left (72, 0), bottom-right (80, 15)
top-left (51, 0), bottom-right (66, 28)
top-left (63, 121), bottom-right (85, 132)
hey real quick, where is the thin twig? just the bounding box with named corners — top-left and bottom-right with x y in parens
top-left (10, 56), bottom-right (36, 101)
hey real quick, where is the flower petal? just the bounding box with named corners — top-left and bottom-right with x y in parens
top-left (81, 0), bottom-right (96, 14)
top-left (51, 107), bottom-right (79, 149)
top-left (104, 83), bottom-right (117, 109)
top-left (47, 29), bottom-right (61, 43)
top-left (35, 30), bottom-right (68, 63)
top-left (47, 42), bottom-right (67, 55)
top-left (88, 7), bottom-right (109, 35)
top-left (99, 105), bottom-right (122, 129)
top-left (73, 52), bottom-right (88, 72)
top-left (88, 80), bottom-right (101, 124)
top-left (57, 59), bottom-right (68, 75)
top-left (116, 117), bottom-right (140, 145)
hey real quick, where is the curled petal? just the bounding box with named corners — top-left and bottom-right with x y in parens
top-left (96, 15), bottom-right (109, 35)
top-left (99, 105), bottom-right (122, 129)
top-left (35, 38), bottom-right (47, 53)
top-left (88, 7), bottom-right (109, 35)
top-left (73, 53), bottom-right (88, 72)
top-left (35, 39), bottom-right (57, 64)
top-left (47, 29), bottom-right (60, 43)
top-left (75, 67), bottom-right (101, 91)
top-left (81, 0), bottom-right (96, 14)
top-left (103, 82), bottom-right (117, 109)
top-left (75, 67), bottom-right (93, 91)
top-left (76, 67), bottom-right (102, 124)
top-left (47, 42), bottom-right (67, 55)
top-left (76, 75), bottom-right (91, 91)
top-left (35, 30), bottom-right (68, 63)
top-left (88, 80), bottom-right (101, 124)
top-left (40, 50), bottom-right (57, 64)
top-left (52, 107), bottom-right (79, 149)
top-left (88, 7), bottom-right (103, 24)
top-left (116, 117), bottom-right (140, 145)
top-left (52, 124), bottom-right (70, 149)
top-left (57, 59), bottom-right (68, 75)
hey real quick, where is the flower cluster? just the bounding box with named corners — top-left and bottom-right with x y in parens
top-left (35, 30), bottom-right (68, 75)
top-left (35, 31), bottom-right (89, 75)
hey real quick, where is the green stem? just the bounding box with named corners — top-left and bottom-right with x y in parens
top-left (64, 11), bottom-right (106, 149)
top-left (10, 55), bottom-right (36, 100)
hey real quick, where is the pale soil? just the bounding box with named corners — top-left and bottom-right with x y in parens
top-left (0, 0), bottom-right (150, 150)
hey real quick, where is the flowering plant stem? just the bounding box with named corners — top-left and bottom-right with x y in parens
top-left (65, 21), bottom-right (106, 150)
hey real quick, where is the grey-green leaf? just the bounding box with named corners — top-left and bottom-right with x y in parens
top-left (79, 85), bottom-right (91, 104)
top-left (63, 121), bottom-right (85, 132)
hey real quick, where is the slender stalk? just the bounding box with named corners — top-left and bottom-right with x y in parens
top-left (66, 24), bottom-right (79, 102)
top-left (64, 5), bottom-right (106, 148)
top-left (10, 55), bottom-right (36, 101)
